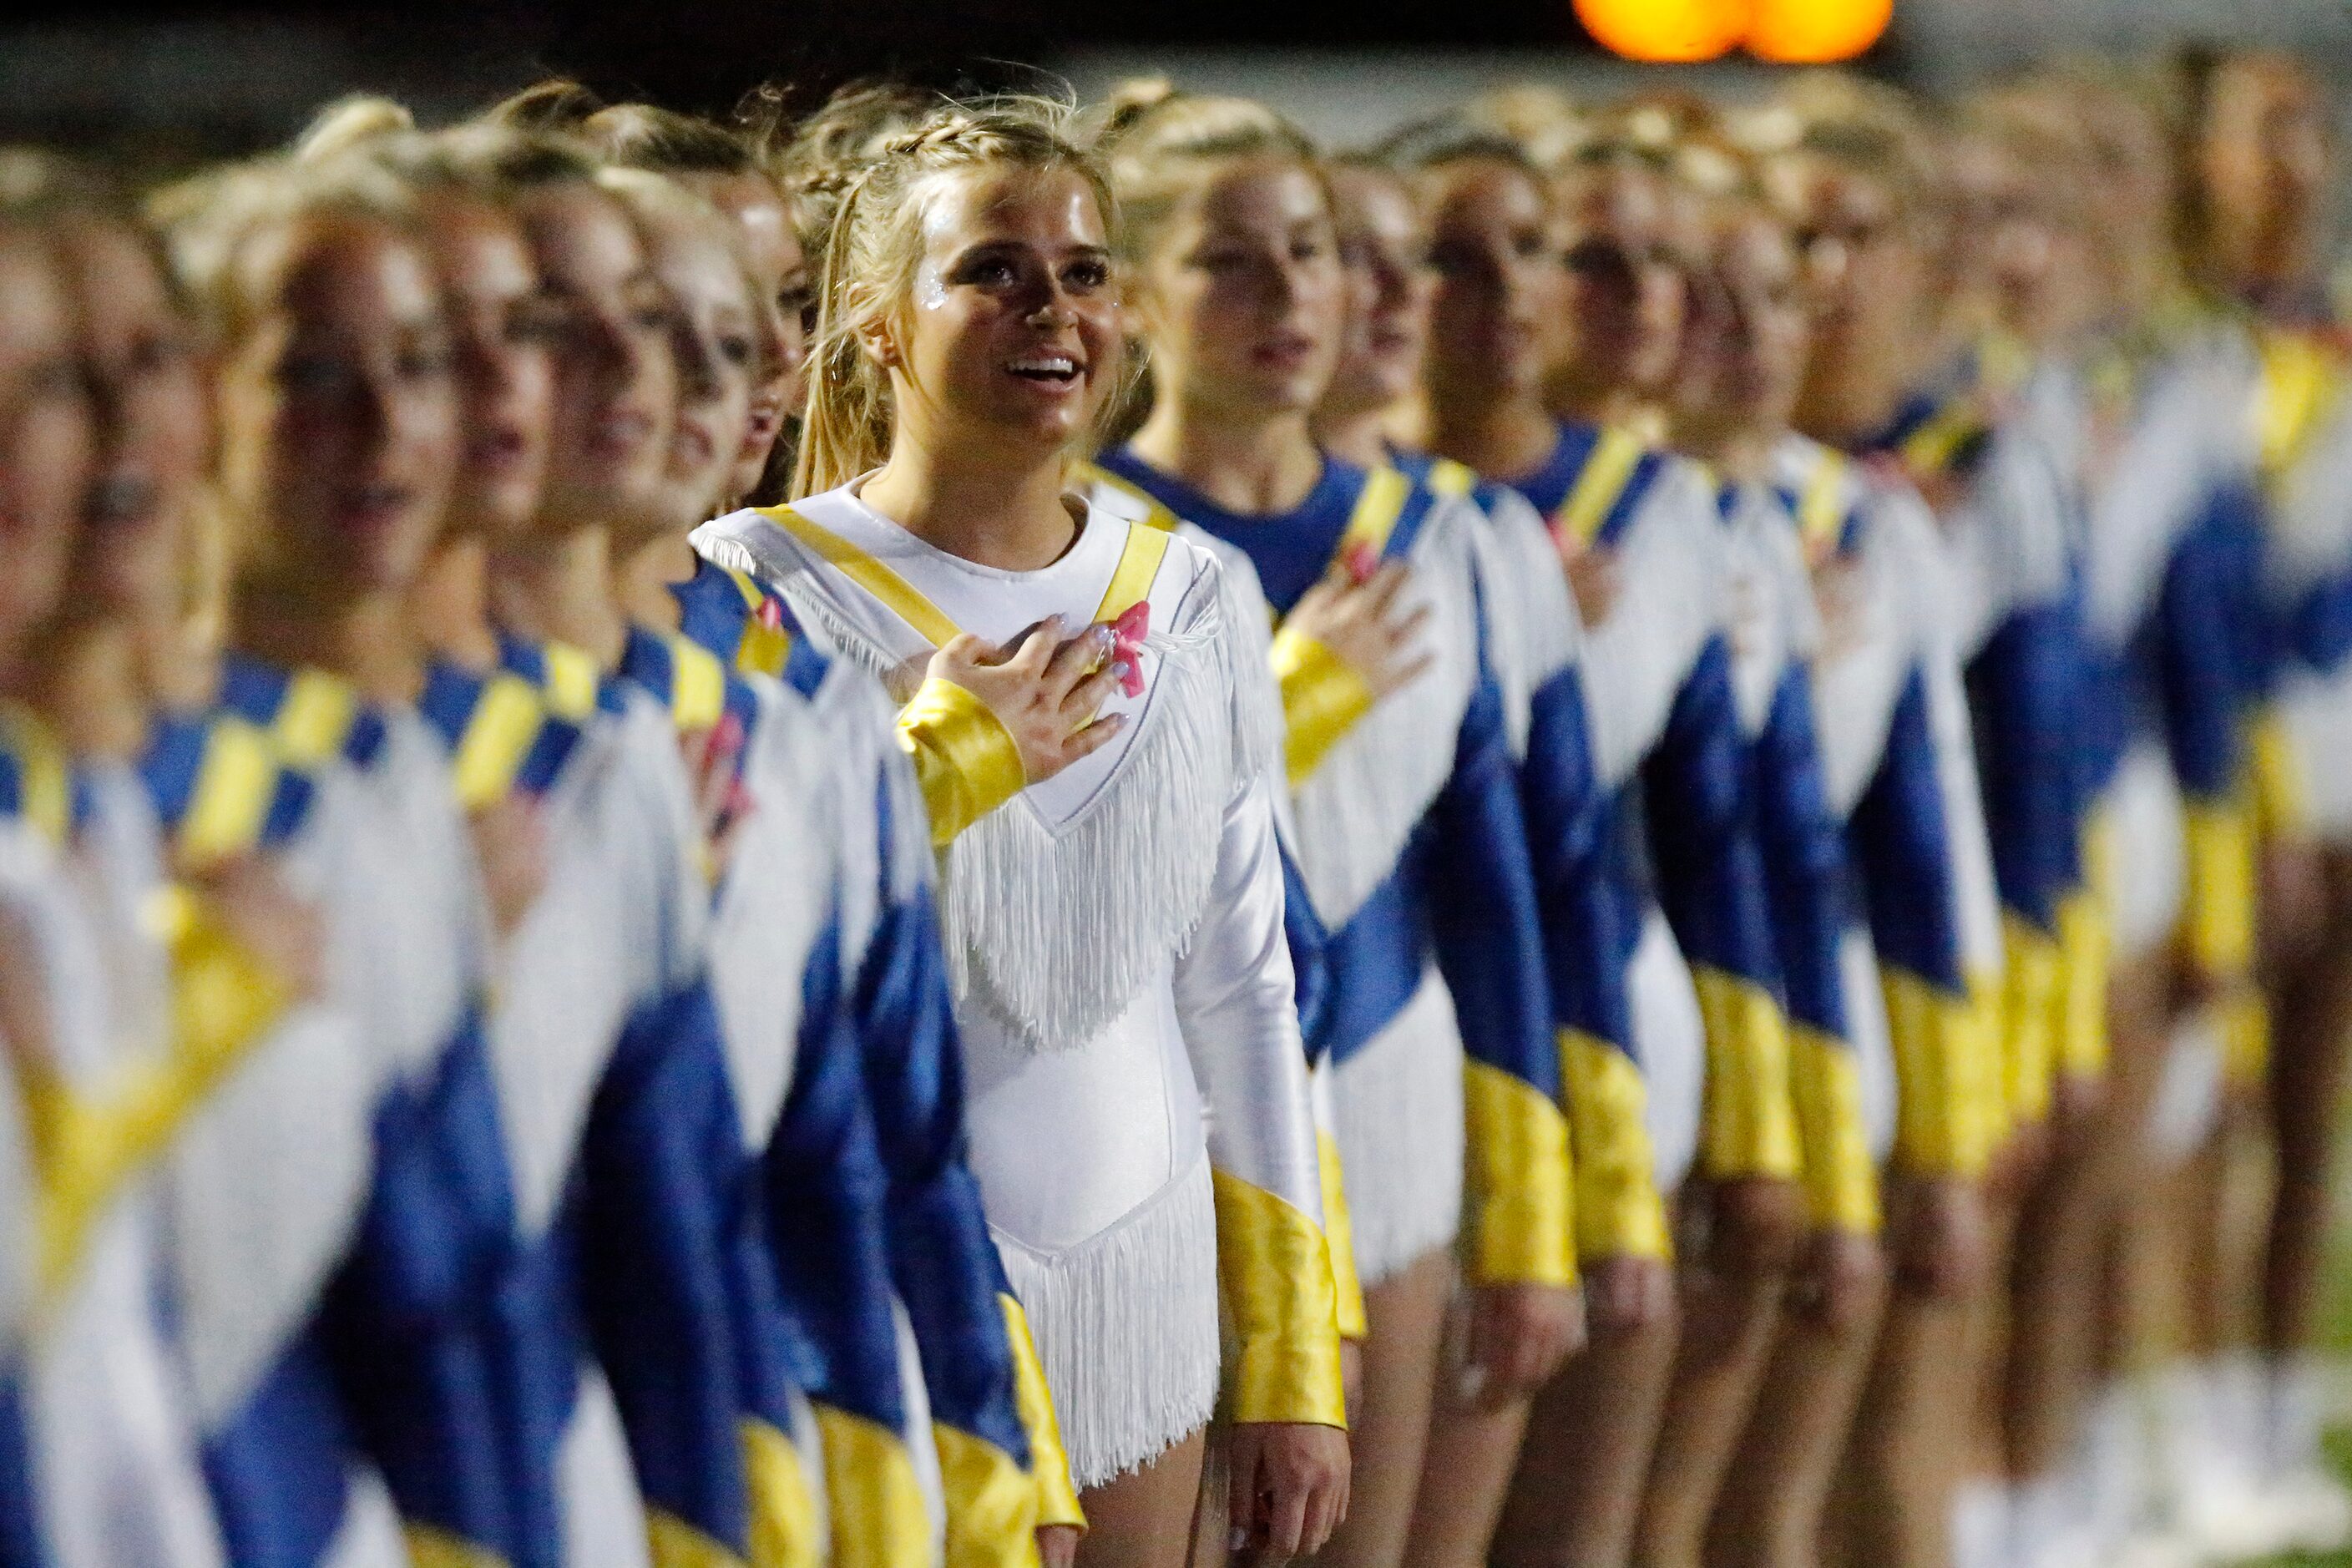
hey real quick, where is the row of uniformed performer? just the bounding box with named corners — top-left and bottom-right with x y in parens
top-left (0, 92), bottom-right (1120, 1568)
top-left (5, 36), bottom-right (2352, 1568)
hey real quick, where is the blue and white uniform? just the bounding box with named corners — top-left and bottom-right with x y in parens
top-left (1086, 451), bottom-right (1570, 1296)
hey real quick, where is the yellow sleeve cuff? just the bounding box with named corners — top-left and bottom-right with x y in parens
top-left (1881, 969), bottom-right (1995, 1179)
top-left (2181, 799), bottom-right (2258, 980)
top-left (898, 677), bottom-right (1027, 850)
top-left (813, 1404), bottom-right (932, 1568)
top-left (1316, 1132), bottom-right (1368, 1340)
top-left (1691, 969), bottom-right (1802, 1182)
top-left (2055, 888), bottom-right (2112, 1082)
top-left (1461, 1060), bottom-right (1576, 1286)
top-left (1559, 1029), bottom-right (1672, 1262)
top-left (1269, 626), bottom-right (1375, 791)
top-left (742, 1416), bottom-right (823, 1568)
top-left (999, 1295), bottom-right (1084, 1532)
top-left (2220, 985), bottom-right (2271, 1089)
top-left (2001, 918), bottom-right (2063, 1128)
top-left (1211, 1171), bottom-right (1348, 1429)
top-left (2251, 707), bottom-right (2309, 844)
top-left (933, 1421), bottom-right (1041, 1568)
top-left (1789, 1026), bottom-right (1880, 1233)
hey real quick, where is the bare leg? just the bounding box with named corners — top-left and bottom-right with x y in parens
top-left (1838, 1282), bottom-right (1975, 1568)
top-left (1313, 1250), bottom-right (1451, 1568)
top-left (1632, 1263), bottom-right (1787, 1568)
top-left (1707, 1260), bottom-right (1889, 1568)
top-left (2001, 948), bottom-right (2172, 1483)
top-left (1490, 1273), bottom-right (1682, 1568)
top-left (1080, 1428), bottom-right (1209, 1568)
top-left (2263, 861), bottom-right (2352, 1358)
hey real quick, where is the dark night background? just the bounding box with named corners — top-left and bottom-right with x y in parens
top-left (2, 1), bottom-right (2345, 169)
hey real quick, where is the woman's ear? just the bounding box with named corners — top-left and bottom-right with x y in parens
top-left (861, 316), bottom-right (901, 372)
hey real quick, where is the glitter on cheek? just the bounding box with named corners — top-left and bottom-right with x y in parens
top-left (914, 260), bottom-right (949, 312)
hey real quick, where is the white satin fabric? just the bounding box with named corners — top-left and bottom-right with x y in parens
top-left (698, 483), bottom-right (1320, 1487)
top-left (11, 769), bottom-right (226, 1568)
top-left (1569, 450), bottom-right (1724, 1191)
top-left (488, 686), bottom-right (705, 1566)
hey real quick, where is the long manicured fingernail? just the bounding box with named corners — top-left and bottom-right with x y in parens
top-left (1095, 625), bottom-right (1115, 649)
top-left (1110, 660), bottom-right (1130, 681)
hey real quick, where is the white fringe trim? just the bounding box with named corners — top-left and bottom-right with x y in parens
top-left (721, 530), bottom-right (1274, 1055)
top-left (1327, 971), bottom-right (1466, 1286)
top-left (993, 1156), bottom-right (1221, 1491)
top-left (1288, 517), bottom-right (1479, 931)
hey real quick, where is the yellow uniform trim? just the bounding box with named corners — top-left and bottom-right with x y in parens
top-left (540, 641), bottom-right (602, 723)
top-left (758, 507), bottom-right (964, 649)
top-left (1461, 1060), bottom-right (1576, 1286)
top-left (1315, 1130), bottom-right (1368, 1341)
top-left (266, 668), bottom-right (359, 767)
top-left (1689, 967), bottom-right (1801, 1181)
top-left (451, 675), bottom-right (548, 811)
top-left (1880, 968), bottom-right (1995, 1179)
top-left (177, 718), bottom-right (281, 871)
top-left (999, 1294), bottom-right (1083, 1531)
top-left (814, 1404), bottom-right (932, 1568)
top-left (1211, 1171), bottom-right (1348, 1429)
top-left (723, 567), bottom-right (797, 680)
top-left (934, 1423), bottom-right (1041, 1568)
top-left (0, 704), bottom-right (71, 845)
top-left (1093, 523), bottom-right (1170, 625)
top-left (1268, 628), bottom-right (1375, 790)
top-left (1795, 451), bottom-right (1849, 564)
top-left (1553, 427), bottom-right (1646, 549)
top-left (23, 897), bottom-right (292, 1303)
top-left (1425, 458), bottom-right (1477, 499)
top-left (2256, 328), bottom-right (2344, 485)
top-left (2250, 706), bottom-right (2308, 842)
top-left (2181, 798), bottom-right (2257, 981)
top-left (1788, 1025), bottom-right (1880, 1232)
top-left (402, 1525), bottom-right (508, 1568)
top-left (2000, 916), bottom-right (2063, 1128)
top-left (646, 1510), bottom-right (746, 1568)
top-left (2220, 984), bottom-right (2271, 1090)
top-left (898, 678), bottom-right (1027, 849)
top-left (2055, 888), bottom-right (2112, 1082)
top-left (1340, 466), bottom-right (1412, 562)
top-left (670, 636), bottom-right (728, 732)
top-left (1559, 1029), bottom-right (1672, 1261)
top-left (743, 1417), bottom-right (822, 1568)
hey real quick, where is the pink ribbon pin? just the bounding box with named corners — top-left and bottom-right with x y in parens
top-left (1109, 601), bottom-right (1151, 698)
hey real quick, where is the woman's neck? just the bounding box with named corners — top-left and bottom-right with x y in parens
top-left (1411, 384), bottom-right (1555, 483)
top-left (860, 438), bottom-right (1078, 573)
top-left (617, 533), bottom-right (696, 634)
top-left (489, 524), bottom-right (627, 667)
top-left (1129, 395), bottom-right (1322, 516)
top-left (410, 535), bottom-right (503, 674)
top-left (20, 619), bottom-right (149, 761)
top-left (234, 580), bottom-right (425, 706)
top-left (1310, 397), bottom-right (1399, 472)
top-left (1674, 415), bottom-right (1773, 482)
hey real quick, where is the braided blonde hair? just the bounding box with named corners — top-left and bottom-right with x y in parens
top-left (793, 96), bottom-right (1116, 499)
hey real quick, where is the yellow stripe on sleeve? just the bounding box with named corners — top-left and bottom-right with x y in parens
top-left (1461, 1060), bottom-right (1576, 1286)
top-left (1211, 1171), bottom-right (1348, 1429)
top-left (1559, 1029), bottom-right (1672, 1261)
top-left (1690, 968), bottom-right (1802, 1182)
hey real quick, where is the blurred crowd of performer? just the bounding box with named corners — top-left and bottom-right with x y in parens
top-left (0, 36), bottom-right (2348, 1568)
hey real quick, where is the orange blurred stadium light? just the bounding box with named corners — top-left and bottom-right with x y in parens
top-left (1573, 0), bottom-right (1891, 63)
